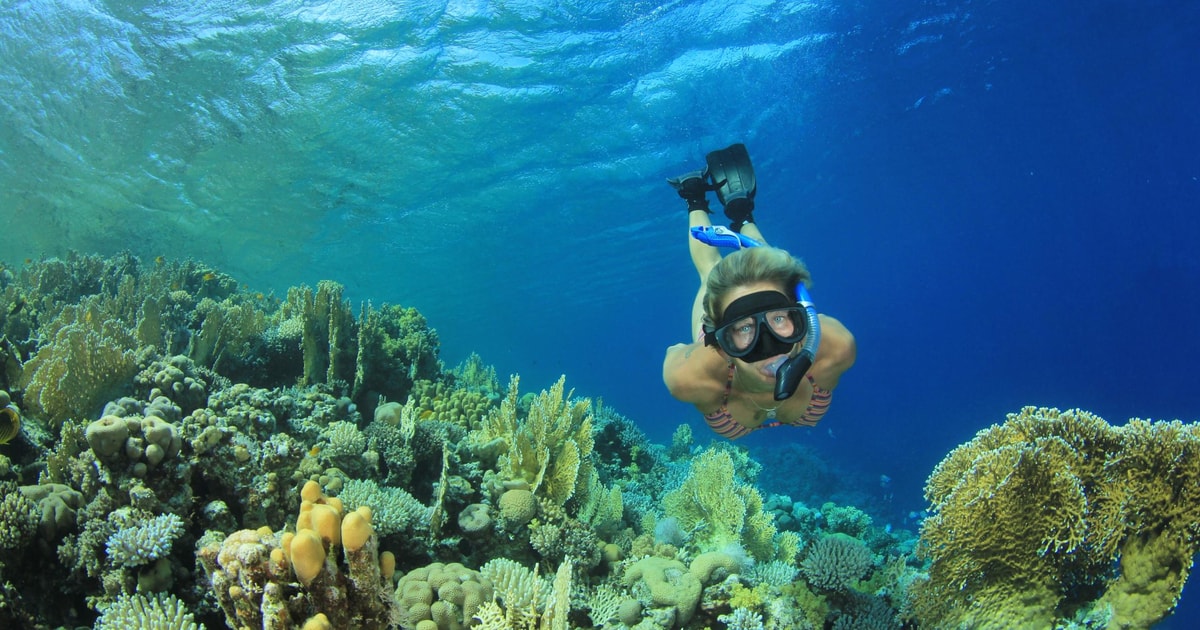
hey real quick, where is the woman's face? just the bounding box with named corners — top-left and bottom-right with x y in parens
top-left (717, 281), bottom-right (797, 376)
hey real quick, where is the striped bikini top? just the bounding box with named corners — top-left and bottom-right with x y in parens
top-left (702, 363), bottom-right (833, 440)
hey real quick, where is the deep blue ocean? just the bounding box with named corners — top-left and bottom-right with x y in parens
top-left (3, 0), bottom-right (1198, 625)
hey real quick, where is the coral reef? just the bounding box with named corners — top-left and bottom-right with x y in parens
top-left (913, 407), bottom-right (1200, 629)
top-left (94, 592), bottom-right (200, 630)
top-left (4, 253), bottom-right (1193, 630)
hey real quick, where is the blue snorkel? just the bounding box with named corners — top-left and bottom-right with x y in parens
top-left (690, 226), bottom-right (822, 401)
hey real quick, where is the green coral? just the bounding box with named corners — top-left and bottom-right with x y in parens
top-left (449, 351), bottom-right (500, 395)
top-left (662, 447), bottom-right (777, 560)
top-left (914, 407), bottom-right (1200, 629)
top-left (353, 302), bottom-right (441, 404)
top-left (781, 581), bottom-right (829, 629)
top-left (275, 280), bottom-right (356, 387)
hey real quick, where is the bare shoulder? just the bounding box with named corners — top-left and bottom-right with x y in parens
top-left (812, 314), bottom-right (857, 389)
top-left (663, 341), bottom-right (727, 408)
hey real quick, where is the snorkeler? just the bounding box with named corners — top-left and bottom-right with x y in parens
top-left (662, 143), bottom-right (857, 440)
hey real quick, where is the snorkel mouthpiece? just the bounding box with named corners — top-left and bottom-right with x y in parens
top-left (774, 283), bottom-right (821, 400)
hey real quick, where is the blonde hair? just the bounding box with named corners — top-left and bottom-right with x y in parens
top-left (704, 247), bottom-right (812, 324)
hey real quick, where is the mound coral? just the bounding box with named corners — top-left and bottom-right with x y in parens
top-left (914, 407), bottom-right (1200, 629)
top-left (396, 561), bottom-right (494, 629)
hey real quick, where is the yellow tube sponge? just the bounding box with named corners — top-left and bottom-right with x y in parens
top-left (291, 529), bottom-right (326, 586)
top-left (342, 507), bottom-right (373, 552)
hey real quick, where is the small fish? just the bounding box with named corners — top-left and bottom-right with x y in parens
top-left (308, 445), bottom-right (322, 457)
top-left (419, 410), bottom-right (434, 420)
top-left (202, 272), bottom-right (217, 282)
top-left (154, 255), bottom-right (165, 265)
top-left (255, 292), bottom-right (264, 300)
top-left (0, 404), bottom-right (20, 445)
top-left (23, 258), bottom-right (32, 264)
top-left (8, 299), bottom-right (25, 316)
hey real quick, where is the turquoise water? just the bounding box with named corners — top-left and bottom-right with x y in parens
top-left (3, 0), bottom-right (1198, 626)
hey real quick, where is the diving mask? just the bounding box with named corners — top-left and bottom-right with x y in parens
top-left (704, 291), bottom-right (807, 363)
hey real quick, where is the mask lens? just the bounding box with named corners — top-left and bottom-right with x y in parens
top-left (720, 317), bottom-right (760, 354)
top-left (715, 307), bottom-right (807, 357)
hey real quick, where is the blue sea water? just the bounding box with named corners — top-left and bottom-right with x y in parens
top-left (2, 0), bottom-right (1198, 625)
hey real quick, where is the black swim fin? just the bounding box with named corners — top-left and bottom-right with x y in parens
top-left (705, 143), bottom-right (757, 224)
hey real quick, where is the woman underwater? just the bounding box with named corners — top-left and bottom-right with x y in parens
top-left (662, 144), bottom-right (857, 439)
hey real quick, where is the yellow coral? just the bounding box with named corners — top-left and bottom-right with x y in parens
top-left (20, 304), bottom-right (138, 426)
top-left (915, 407), bottom-right (1200, 629)
top-left (471, 375), bottom-right (593, 508)
top-left (662, 448), bottom-right (777, 560)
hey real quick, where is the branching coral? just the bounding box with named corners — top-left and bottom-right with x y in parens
top-left (94, 592), bottom-right (199, 630)
top-left (336, 478), bottom-right (431, 536)
top-left (800, 533), bottom-right (873, 592)
top-left (106, 512), bottom-right (185, 567)
top-left (914, 407), bottom-right (1200, 629)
